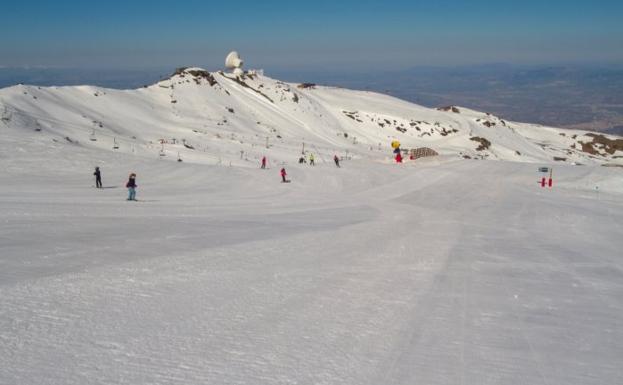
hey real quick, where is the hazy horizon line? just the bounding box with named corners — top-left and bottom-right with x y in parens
top-left (2, 60), bottom-right (623, 73)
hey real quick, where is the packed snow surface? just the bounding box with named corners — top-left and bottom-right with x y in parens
top-left (1, 69), bottom-right (622, 384)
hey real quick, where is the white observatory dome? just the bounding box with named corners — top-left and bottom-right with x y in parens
top-left (225, 51), bottom-right (244, 70)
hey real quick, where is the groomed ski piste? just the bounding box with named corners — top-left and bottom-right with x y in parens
top-left (1, 67), bottom-right (622, 384)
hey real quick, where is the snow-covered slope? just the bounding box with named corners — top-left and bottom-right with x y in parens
top-left (1, 67), bottom-right (622, 167)
top-left (1, 151), bottom-right (622, 385)
top-left (1, 69), bottom-right (623, 385)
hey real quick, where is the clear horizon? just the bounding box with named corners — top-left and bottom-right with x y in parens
top-left (2, 0), bottom-right (622, 70)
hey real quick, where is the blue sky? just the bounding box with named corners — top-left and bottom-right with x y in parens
top-left (1, 0), bottom-right (622, 70)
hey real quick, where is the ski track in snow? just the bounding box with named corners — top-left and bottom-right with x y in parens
top-left (1, 153), bottom-right (622, 384)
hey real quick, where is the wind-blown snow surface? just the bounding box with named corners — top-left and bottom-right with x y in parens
top-left (1, 70), bottom-right (622, 384)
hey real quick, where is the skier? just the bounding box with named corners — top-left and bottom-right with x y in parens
top-left (93, 167), bottom-right (102, 188)
top-left (280, 167), bottom-right (288, 183)
top-left (126, 173), bottom-right (137, 201)
top-left (309, 153), bottom-right (315, 166)
top-left (261, 156), bottom-right (267, 169)
top-left (298, 156), bottom-right (306, 164)
top-left (333, 155), bottom-right (340, 168)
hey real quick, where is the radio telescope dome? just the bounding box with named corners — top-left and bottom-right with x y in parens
top-left (225, 51), bottom-right (244, 70)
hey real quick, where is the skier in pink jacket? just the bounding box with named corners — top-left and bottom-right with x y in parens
top-left (280, 167), bottom-right (288, 183)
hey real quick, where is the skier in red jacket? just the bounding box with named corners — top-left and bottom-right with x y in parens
top-left (280, 167), bottom-right (288, 183)
top-left (261, 156), bottom-right (267, 169)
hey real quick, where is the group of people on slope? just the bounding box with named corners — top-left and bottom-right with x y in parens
top-left (282, 153), bottom-right (342, 168)
top-left (92, 167), bottom-right (138, 201)
top-left (265, 154), bottom-right (341, 184)
top-left (297, 153), bottom-right (317, 165)
top-left (93, 154), bottom-right (342, 200)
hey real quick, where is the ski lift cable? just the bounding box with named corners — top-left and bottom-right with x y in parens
top-left (0, 102), bottom-right (255, 162)
top-left (1, 102), bottom-right (340, 161)
top-left (0, 102), bottom-right (174, 149)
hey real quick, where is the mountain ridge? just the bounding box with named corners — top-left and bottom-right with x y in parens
top-left (1, 67), bottom-right (622, 167)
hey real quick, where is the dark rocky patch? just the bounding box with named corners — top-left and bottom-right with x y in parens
top-left (584, 133), bottom-right (623, 155)
top-left (470, 136), bottom-right (491, 151)
top-left (437, 106), bottom-right (461, 113)
top-left (187, 70), bottom-right (218, 86)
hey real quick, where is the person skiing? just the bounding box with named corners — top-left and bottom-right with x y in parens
top-left (93, 167), bottom-right (102, 188)
top-left (333, 155), bottom-right (340, 168)
top-left (280, 167), bottom-right (288, 183)
top-left (309, 153), bottom-right (315, 166)
top-left (126, 173), bottom-right (137, 201)
top-left (261, 156), bottom-right (267, 169)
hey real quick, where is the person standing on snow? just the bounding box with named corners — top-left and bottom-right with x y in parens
top-left (94, 167), bottom-right (102, 188)
top-left (261, 156), bottom-right (267, 169)
top-left (333, 155), bottom-right (340, 168)
top-left (280, 167), bottom-right (288, 183)
top-left (309, 153), bottom-right (315, 166)
top-left (126, 173), bottom-right (137, 201)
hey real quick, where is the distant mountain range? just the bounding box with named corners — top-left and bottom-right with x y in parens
top-left (1, 67), bottom-right (621, 168)
top-left (2, 64), bottom-right (623, 135)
